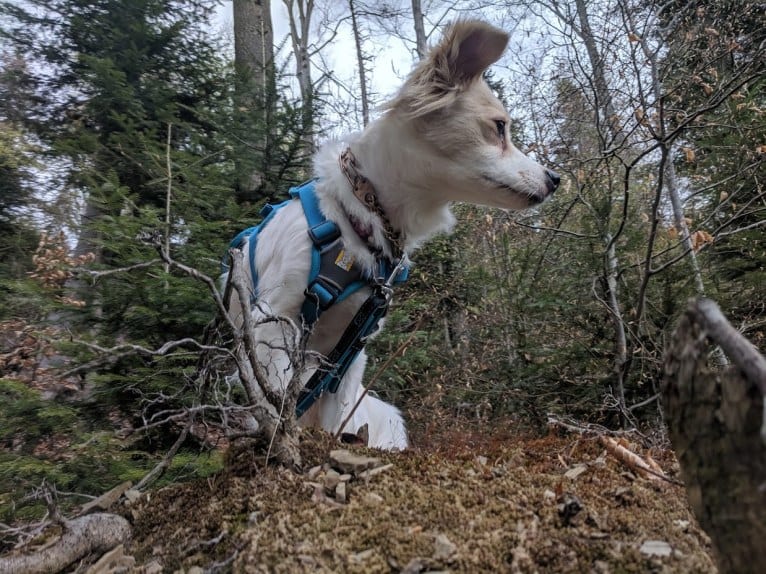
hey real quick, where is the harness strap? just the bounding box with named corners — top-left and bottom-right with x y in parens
top-left (295, 286), bottom-right (389, 418)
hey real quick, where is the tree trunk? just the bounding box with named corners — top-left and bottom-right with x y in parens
top-left (284, 0), bottom-right (315, 156)
top-left (348, 0), bottom-right (370, 127)
top-left (662, 297), bottom-right (766, 573)
top-left (233, 0), bottom-right (274, 200)
top-left (411, 0), bottom-right (427, 60)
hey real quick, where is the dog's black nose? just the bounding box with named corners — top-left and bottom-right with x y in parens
top-left (545, 169), bottom-right (560, 194)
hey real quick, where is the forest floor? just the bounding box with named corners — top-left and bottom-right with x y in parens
top-left (121, 423), bottom-right (717, 573)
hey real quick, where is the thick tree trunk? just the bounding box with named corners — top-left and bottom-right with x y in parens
top-left (233, 0), bottom-right (274, 200)
top-left (662, 297), bottom-right (766, 573)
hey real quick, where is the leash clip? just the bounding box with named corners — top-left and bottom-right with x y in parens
top-left (380, 254), bottom-right (409, 303)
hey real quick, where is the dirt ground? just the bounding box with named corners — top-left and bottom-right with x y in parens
top-left (123, 425), bottom-right (717, 573)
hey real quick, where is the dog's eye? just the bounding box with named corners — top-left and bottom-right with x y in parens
top-left (495, 120), bottom-right (506, 138)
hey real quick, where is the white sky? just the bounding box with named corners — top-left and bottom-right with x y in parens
top-left (212, 1), bottom-right (415, 134)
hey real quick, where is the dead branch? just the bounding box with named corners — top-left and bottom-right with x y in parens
top-left (0, 513), bottom-right (130, 574)
top-left (134, 414), bottom-right (194, 491)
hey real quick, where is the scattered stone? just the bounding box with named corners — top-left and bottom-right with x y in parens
top-left (564, 463), bottom-right (589, 480)
top-left (543, 489), bottom-right (556, 502)
top-left (349, 549), bottom-right (375, 564)
top-left (339, 473), bottom-right (352, 482)
top-left (358, 463), bottom-right (394, 480)
top-left (433, 533), bottom-right (458, 561)
top-left (362, 492), bottom-right (384, 505)
top-left (640, 540), bottom-right (673, 557)
top-left (335, 482), bottom-right (347, 504)
top-left (323, 468), bottom-right (341, 491)
top-left (142, 560), bottom-right (163, 574)
top-left (329, 449), bottom-right (381, 474)
top-left (557, 493), bottom-right (583, 526)
top-left (306, 465), bottom-right (323, 480)
top-left (123, 489), bottom-right (141, 504)
top-left (475, 455), bottom-right (488, 466)
top-left (401, 557), bottom-right (426, 574)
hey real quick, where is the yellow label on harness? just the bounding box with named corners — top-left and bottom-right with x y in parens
top-left (335, 249), bottom-right (355, 272)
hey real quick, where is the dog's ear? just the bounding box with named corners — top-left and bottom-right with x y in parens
top-left (385, 20), bottom-right (508, 118)
top-left (439, 20), bottom-right (509, 85)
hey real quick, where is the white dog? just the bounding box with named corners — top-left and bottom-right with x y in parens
top-left (227, 20), bottom-right (559, 450)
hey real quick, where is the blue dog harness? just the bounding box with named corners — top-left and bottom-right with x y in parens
top-left (226, 180), bottom-right (409, 417)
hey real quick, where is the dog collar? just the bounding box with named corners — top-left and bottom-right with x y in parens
top-left (339, 148), bottom-right (405, 259)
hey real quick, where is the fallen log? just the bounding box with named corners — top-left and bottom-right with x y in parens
top-left (662, 297), bottom-right (766, 573)
top-left (0, 512), bottom-right (131, 574)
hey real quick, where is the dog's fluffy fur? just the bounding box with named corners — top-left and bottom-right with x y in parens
top-left (230, 20), bottom-right (558, 450)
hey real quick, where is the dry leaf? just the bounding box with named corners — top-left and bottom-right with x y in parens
top-left (682, 147), bottom-right (695, 162)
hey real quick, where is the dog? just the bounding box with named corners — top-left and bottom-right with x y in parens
top-left (227, 19), bottom-right (559, 450)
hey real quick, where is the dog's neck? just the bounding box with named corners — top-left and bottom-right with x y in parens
top-left (347, 114), bottom-right (456, 248)
top-left (314, 113), bottom-right (456, 269)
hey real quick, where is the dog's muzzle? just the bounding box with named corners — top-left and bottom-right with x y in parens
top-left (545, 170), bottom-right (560, 194)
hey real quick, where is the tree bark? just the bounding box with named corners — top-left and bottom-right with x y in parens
top-left (411, 0), bottom-right (427, 60)
top-left (662, 297), bottom-right (766, 573)
top-left (234, 0), bottom-right (274, 86)
top-left (348, 0), bottom-right (370, 127)
top-left (284, 0), bottom-right (315, 155)
top-left (233, 0), bottom-right (274, 199)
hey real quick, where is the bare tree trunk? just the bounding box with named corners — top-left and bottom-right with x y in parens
top-left (284, 0), bottom-right (315, 155)
top-left (234, 0), bottom-right (274, 91)
top-left (233, 0), bottom-right (274, 199)
top-left (662, 297), bottom-right (766, 573)
top-left (348, 0), bottom-right (370, 126)
top-left (411, 0), bottom-right (427, 60)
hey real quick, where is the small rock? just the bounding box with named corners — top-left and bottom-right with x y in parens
top-left (433, 533), bottom-right (458, 561)
top-left (543, 489), bottom-right (556, 501)
top-left (557, 493), bottom-right (583, 526)
top-left (564, 463), bottom-right (588, 480)
top-left (306, 465), bottom-right (323, 479)
top-left (329, 449), bottom-right (381, 474)
top-left (335, 481), bottom-right (347, 503)
top-left (401, 557), bottom-right (426, 574)
top-left (143, 561), bottom-right (163, 574)
top-left (187, 567), bottom-right (204, 574)
top-left (339, 473), bottom-right (353, 482)
top-left (640, 540), bottom-right (673, 557)
top-left (358, 463), bottom-right (394, 480)
top-left (123, 489), bottom-right (141, 504)
top-left (350, 549), bottom-right (375, 564)
top-left (673, 519), bottom-right (690, 531)
top-left (362, 492), bottom-right (384, 505)
top-left (323, 468), bottom-right (341, 491)
top-left (475, 455), bottom-right (488, 466)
